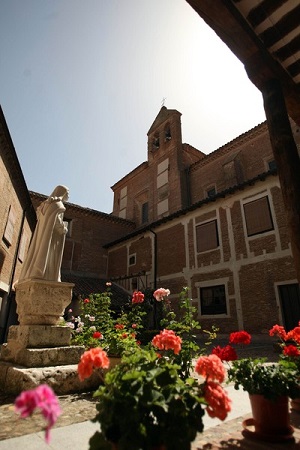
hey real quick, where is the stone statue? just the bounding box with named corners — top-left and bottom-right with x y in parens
top-left (19, 185), bottom-right (69, 282)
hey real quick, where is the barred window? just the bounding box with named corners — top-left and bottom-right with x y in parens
top-left (200, 285), bottom-right (227, 315)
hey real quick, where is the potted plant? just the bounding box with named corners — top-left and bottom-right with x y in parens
top-left (77, 329), bottom-right (231, 450)
top-left (269, 322), bottom-right (300, 411)
top-left (213, 330), bottom-right (299, 441)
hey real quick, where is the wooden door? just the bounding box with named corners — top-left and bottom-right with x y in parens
top-left (278, 284), bottom-right (300, 331)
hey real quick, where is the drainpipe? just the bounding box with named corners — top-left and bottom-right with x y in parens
top-left (149, 229), bottom-right (157, 290)
top-left (149, 229), bottom-right (158, 329)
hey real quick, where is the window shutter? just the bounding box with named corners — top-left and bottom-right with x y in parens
top-left (196, 220), bottom-right (218, 253)
top-left (3, 206), bottom-right (16, 245)
top-left (244, 196), bottom-right (273, 236)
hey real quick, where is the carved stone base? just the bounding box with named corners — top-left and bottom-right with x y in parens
top-left (6, 324), bottom-right (71, 348)
top-left (15, 279), bottom-right (74, 325)
top-left (0, 323), bottom-right (82, 367)
top-left (0, 362), bottom-right (102, 395)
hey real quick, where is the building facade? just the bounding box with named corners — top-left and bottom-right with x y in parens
top-left (0, 107), bottom-right (36, 342)
top-left (107, 107), bottom-right (300, 334)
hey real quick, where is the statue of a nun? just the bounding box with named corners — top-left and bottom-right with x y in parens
top-left (19, 185), bottom-right (69, 282)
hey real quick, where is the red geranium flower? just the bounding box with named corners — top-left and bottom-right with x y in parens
top-left (229, 331), bottom-right (251, 345)
top-left (115, 324), bottom-right (124, 330)
top-left (286, 327), bottom-right (300, 344)
top-left (283, 345), bottom-right (300, 357)
top-left (132, 291), bottom-right (144, 304)
top-left (92, 331), bottom-right (102, 339)
top-left (269, 324), bottom-right (287, 340)
top-left (83, 298), bottom-right (90, 303)
top-left (212, 345), bottom-right (237, 362)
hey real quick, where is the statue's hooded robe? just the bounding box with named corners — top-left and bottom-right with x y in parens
top-left (19, 185), bottom-right (69, 282)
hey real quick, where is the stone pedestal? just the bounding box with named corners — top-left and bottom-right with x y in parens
top-left (15, 279), bottom-right (74, 325)
top-left (0, 279), bottom-right (95, 395)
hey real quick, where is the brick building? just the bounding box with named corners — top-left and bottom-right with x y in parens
top-left (0, 107), bottom-right (36, 342)
top-left (107, 106), bottom-right (300, 334)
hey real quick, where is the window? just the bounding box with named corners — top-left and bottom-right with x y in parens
top-left (3, 206), bottom-right (16, 246)
top-left (129, 254), bottom-right (136, 266)
top-left (18, 230), bottom-right (28, 262)
top-left (268, 160), bottom-right (277, 171)
top-left (165, 126), bottom-right (171, 141)
top-left (142, 202), bottom-right (148, 224)
top-left (131, 278), bottom-right (138, 291)
top-left (200, 285), bottom-right (227, 315)
top-left (153, 135), bottom-right (160, 150)
top-left (207, 187), bottom-right (216, 198)
top-left (243, 196), bottom-right (274, 237)
top-left (196, 220), bottom-right (219, 253)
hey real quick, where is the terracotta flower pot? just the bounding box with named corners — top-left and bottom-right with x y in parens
top-left (291, 397), bottom-right (300, 412)
top-left (243, 394), bottom-right (294, 442)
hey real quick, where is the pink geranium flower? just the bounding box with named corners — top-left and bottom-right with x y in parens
top-left (195, 354), bottom-right (225, 383)
top-left (78, 347), bottom-right (110, 381)
top-left (153, 288), bottom-right (170, 301)
top-left (204, 381), bottom-right (231, 420)
top-left (14, 384), bottom-right (61, 443)
top-left (152, 329), bottom-right (182, 354)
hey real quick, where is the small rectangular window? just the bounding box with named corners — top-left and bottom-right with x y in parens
top-left (207, 187), bottom-right (216, 198)
top-left (268, 160), bottom-right (277, 171)
top-left (200, 285), bottom-right (227, 315)
top-left (3, 206), bottom-right (16, 246)
top-left (129, 254), bottom-right (136, 266)
top-left (142, 202), bottom-right (148, 224)
top-left (244, 196), bottom-right (274, 237)
top-left (18, 230), bottom-right (28, 262)
top-left (196, 220), bottom-right (219, 253)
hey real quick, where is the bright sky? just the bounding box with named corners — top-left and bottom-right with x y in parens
top-left (0, 0), bottom-right (266, 213)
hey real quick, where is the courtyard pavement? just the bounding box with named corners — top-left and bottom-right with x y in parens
top-left (1, 335), bottom-right (299, 449)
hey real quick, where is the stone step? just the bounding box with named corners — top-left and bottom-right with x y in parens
top-left (0, 344), bottom-right (85, 367)
top-left (0, 362), bottom-right (103, 395)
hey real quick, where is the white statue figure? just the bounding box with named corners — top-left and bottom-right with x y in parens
top-left (19, 185), bottom-right (69, 282)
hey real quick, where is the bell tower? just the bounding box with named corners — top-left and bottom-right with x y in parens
top-left (147, 106), bottom-right (188, 219)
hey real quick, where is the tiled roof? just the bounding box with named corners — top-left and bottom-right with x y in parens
top-left (29, 191), bottom-right (134, 226)
top-left (61, 273), bottom-right (131, 310)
